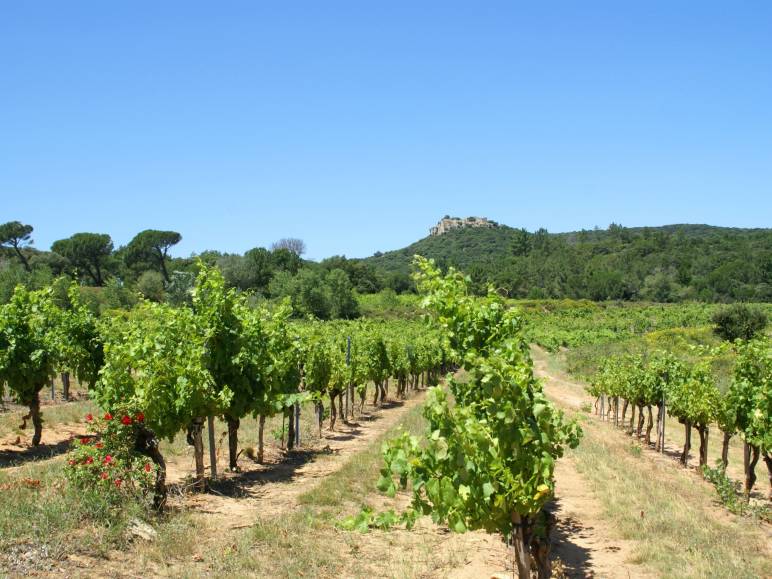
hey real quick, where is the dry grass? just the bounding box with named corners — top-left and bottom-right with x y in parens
top-left (568, 410), bottom-right (772, 578)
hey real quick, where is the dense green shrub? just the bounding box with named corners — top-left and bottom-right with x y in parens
top-left (712, 304), bottom-right (768, 342)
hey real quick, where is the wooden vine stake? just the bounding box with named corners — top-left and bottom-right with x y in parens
top-left (208, 415), bottom-right (217, 479)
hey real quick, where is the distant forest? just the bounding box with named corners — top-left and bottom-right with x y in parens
top-left (1, 220), bottom-right (770, 314)
top-left (363, 223), bottom-right (772, 303)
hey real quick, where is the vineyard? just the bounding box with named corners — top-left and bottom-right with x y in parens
top-left (0, 259), bottom-right (770, 577)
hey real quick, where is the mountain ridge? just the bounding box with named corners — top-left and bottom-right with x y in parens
top-left (360, 221), bottom-right (772, 302)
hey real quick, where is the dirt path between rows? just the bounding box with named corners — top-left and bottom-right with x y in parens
top-left (175, 394), bottom-right (430, 529)
top-left (0, 424), bottom-right (87, 470)
top-left (531, 347), bottom-right (655, 578)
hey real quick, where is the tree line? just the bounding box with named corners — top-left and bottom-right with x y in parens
top-left (0, 221), bottom-right (386, 319)
top-left (364, 222), bottom-right (772, 302)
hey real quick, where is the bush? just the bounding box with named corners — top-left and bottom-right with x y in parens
top-left (136, 270), bottom-right (165, 302)
top-left (712, 304), bottom-right (768, 342)
top-left (65, 408), bottom-right (157, 508)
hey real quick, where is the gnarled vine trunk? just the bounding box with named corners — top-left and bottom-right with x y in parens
top-left (645, 405), bottom-right (654, 446)
top-left (696, 425), bottom-right (709, 470)
top-left (510, 513), bottom-right (531, 579)
top-left (655, 404), bottom-right (664, 451)
top-left (61, 372), bottom-right (71, 401)
top-left (134, 424), bottom-right (167, 510)
top-left (636, 405), bottom-right (645, 439)
top-left (743, 442), bottom-right (760, 500)
top-left (28, 392), bottom-right (43, 446)
top-left (372, 381), bottom-right (380, 406)
top-left (226, 416), bottom-right (240, 471)
top-left (764, 453), bottom-right (772, 501)
top-left (316, 400), bottom-right (324, 437)
top-left (680, 421), bottom-right (691, 466)
top-left (189, 417), bottom-right (206, 491)
top-left (721, 431), bottom-right (732, 468)
top-left (329, 393), bottom-right (338, 431)
top-left (530, 510), bottom-right (553, 579)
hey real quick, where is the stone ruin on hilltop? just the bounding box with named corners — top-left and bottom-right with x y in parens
top-left (429, 216), bottom-right (497, 236)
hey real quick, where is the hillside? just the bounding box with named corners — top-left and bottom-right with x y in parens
top-left (362, 223), bottom-right (772, 302)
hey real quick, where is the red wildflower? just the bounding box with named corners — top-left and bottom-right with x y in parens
top-left (135, 412), bottom-right (145, 423)
top-left (121, 415), bottom-right (132, 426)
top-left (85, 456), bottom-right (94, 464)
top-left (104, 412), bottom-right (113, 421)
top-left (103, 455), bottom-right (113, 465)
top-left (79, 437), bottom-right (91, 445)
top-left (85, 413), bottom-right (93, 422)
top-left (100, 471), bottom-right (108, 480)
top-left (95, 442), bottom-right (104, 449)
top-left (114, 479), bottom-right (122, 488)
top-left (68, 459), bottom-right (76, 466)
top-left (144, 463), bottom-right (152, 473)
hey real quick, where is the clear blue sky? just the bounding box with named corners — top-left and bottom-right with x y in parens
top-left (2, 2), bottom-right (771, 260)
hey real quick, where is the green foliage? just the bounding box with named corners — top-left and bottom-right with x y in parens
top-left (51, 232), bottom-right (114, 286)
top-left (0, 260), bottom-right (53, 304)
top-left (95, 300), bottom-right (224, 441)
top-left (666, 361), bottom-right (721, 427)
top-left (219, 247), bottom-right (275, 292)
top-left (729, 338), bottom-right (771, 452)
top-left (522, 299), bottom-right (730, 352)
top-left (57, 282), bottom-right (104, 386)
top-left (125, 229), bottom-right (181, 282)
top-left (270, 267), bottom-right (360, 320)
top-left (136, 270), bottom-right (165, 302)
top-left (712, 304), bottom-right (768, 342)
top-left (0, 220), bottom-right (34, 271)
top-left (164, 271), bottom-right (195, 306)
top-left (377, 257), bottom-right (581, 538)
top-left (702, 464), bottom-right (771, 522)
top-left (76, 280), bottom-right (139, 315)
top-left (337, 506), bottom-right (418, 532)
top-left (325, 269), bottom-right (360, 319)
top-left (0, 285), bottom-right (62, 404)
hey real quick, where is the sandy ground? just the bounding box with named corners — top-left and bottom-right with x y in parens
top-left (10, 350), bottom-right (757, 578)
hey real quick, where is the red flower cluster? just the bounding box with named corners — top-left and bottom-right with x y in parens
top-left (144, 463), bottom-right (152, 473)
top-left (85, 413), bottom-right (93, 422)
top-left (121, 415), bottom-right (132, 426)
top-left (114, 479), bottom-right (122, 488)
top-left (135, 412), bottom-right (145, 423)
top-left (79, 437), bottom-right (91, 445)
top-left (85, 456), bottom-right (94, 465)
top-left (103, 455), bottom-right (113, 465)
top-left (100, 471), bottom-right (108, 480)
top-left (104, 412), bottom-right (113, 421)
